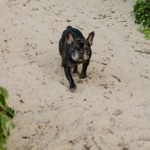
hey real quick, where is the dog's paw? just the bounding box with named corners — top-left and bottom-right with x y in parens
top-left (72, 68), bottom-right (78, 76)
top-left (72, 72), bottom-right (78, 77)
top-left (80, 73), bottom-right (87, 79)
top-left (69, 83), bottom-right (76, 92)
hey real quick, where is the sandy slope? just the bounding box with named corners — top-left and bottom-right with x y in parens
top-left (0, 0), bottom-right (150, 149)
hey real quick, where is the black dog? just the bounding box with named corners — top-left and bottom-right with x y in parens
top-left (59, 26), bottom-right (95, 91)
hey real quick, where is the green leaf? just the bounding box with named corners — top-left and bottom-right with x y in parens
top-left (137, 25), bottom-right (141, 31)
top-left (1, 114), bottom-right (8, 132)
top-left (142, 27), bottom-right (145, 31)
top-left (135, 19), bottom-right (141, 24)
top-left (136, 0), bottom-right (140, 5)
top-left (3, 106), bottom-right (14, 119)
top-left (146, 35), bottom-right (150, 39)
top-left (147, 20), bottom-right (150, 24)
top-left (0, 135), bottom-right (6, 150)
top-left (0, 94), bottom-right (6, 106)
top-left (1, 87), bottom-right (9, 99)
top-left (3, 147), bottom-right (7, 150)
top-left (9, 120), bottom-right (15, 129)
top-left (145, 34), bottom-right (149, 37)
top-left (143, 21), bottom-right (148, 25)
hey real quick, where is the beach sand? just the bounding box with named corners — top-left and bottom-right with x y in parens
top-left (0, 0), bottom-right (150, 149)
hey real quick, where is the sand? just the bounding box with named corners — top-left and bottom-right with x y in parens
top-left (0, 0), bottom-right (150, 149)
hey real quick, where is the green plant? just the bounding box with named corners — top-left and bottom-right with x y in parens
top-left (134, 0), bottom-right (150, 39)
top-left (0, 87), bottom-right (15, 150)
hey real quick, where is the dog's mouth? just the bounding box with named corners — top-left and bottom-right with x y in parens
top-left (77, 58), bottom-right (84, 61)
top-left (78, 54), bottom-right (86, 60)
top-left (72, 52), bottom-right (89, 62)
top-left (77, 56), bottom-right (89, 62)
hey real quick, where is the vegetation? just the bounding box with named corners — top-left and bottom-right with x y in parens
top-left (134, 0), bottom-right (150, 39)
top-left (0, 87), bottom-right (15, 150)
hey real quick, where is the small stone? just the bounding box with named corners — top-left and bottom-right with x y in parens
top-left (113, 109), bottom-right (123, 116)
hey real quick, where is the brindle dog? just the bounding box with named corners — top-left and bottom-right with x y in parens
top-left (59, 26), bottom-right (95, 91)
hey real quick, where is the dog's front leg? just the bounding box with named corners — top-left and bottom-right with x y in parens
top-left (64, 66), bottom-right (76, 91)
top-left (80, 60), bottom-right (90, 79)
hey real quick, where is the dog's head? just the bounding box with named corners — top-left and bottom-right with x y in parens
top-left (66, 31), bottom-right (95, 62)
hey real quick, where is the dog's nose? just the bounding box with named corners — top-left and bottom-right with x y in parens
top-left (79, 50), bottom-right (84, 54)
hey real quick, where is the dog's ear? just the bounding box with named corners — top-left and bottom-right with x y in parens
top-left (66, 31), bottom-right (75, 44)
top-left (87, 31), bottom-right (95, 46)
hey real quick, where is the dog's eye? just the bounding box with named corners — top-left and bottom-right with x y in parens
top-left (74, 46), bottom-right (77, 49)
top-left (84, 47), bottom-right (88, 50)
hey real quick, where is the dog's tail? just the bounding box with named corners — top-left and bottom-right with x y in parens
top-left (67, 26), bottom-right (72, 29)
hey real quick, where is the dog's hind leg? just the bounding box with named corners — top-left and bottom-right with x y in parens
top-left (72, 65), bottom-right (78, 76)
